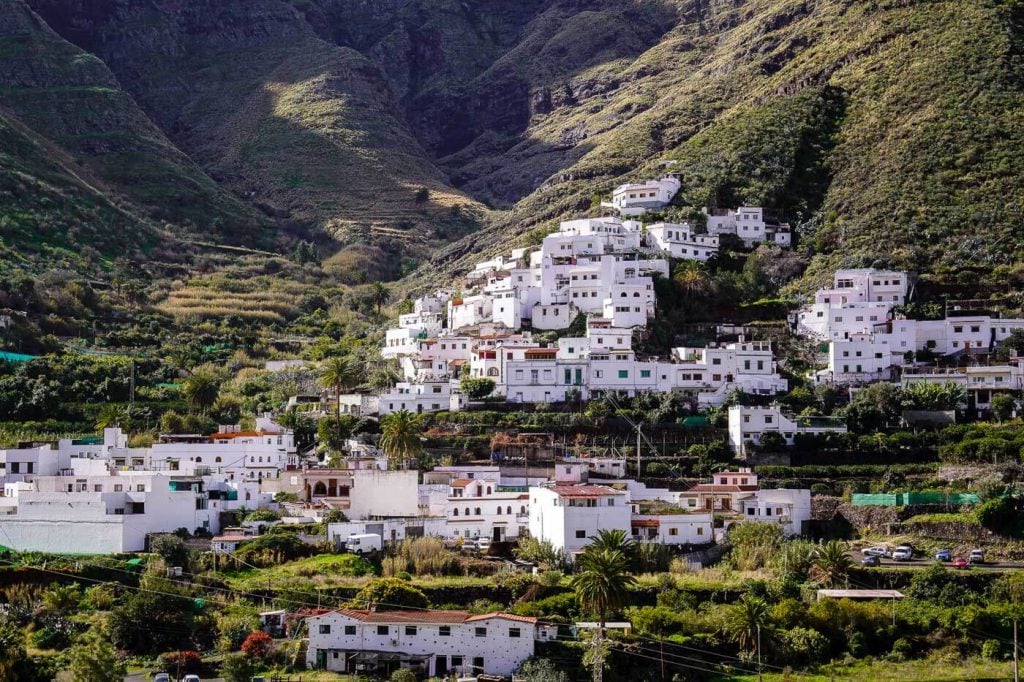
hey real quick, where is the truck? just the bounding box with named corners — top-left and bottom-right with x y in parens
top-left (344, 533), bottom-right (382, 554)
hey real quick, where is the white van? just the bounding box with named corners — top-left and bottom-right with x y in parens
top-left (345, 533), bottom-right (382, 554)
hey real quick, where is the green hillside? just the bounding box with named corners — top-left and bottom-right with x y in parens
top-left (2, 0), bottom-right (1022, 331)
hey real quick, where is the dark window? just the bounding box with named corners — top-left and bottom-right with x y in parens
top-left (509, 627), bottom-right (521, 638)
top-left (405, 626), bottom-right (417, 636)
top-left (451, 655), bottom-right (463, 667)
top-left (319, 624), bottom-right (331, 634)
top-left (575, 530), bottom-right (586, 538)
top-left (439, 626), bottom-right (451, 637)
top-left (475, 627), bottom-right (487, 637)
top-left (377, 625), bottom-right (389, 635)
top-left (344, 625), bottom-right (356, 635)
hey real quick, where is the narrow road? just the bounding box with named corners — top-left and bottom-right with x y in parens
top-left (848, 551), bottom-right (1024, 570)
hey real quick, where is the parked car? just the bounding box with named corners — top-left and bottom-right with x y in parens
top-left (861, 546), bottom-right (889, 557)
top-left (935, 549), bottom-right (952, 562)
top-left (475, 537), bottom-right (492, 553)
top-left (952, 556), bottom-right (969, 569)
top-left (182, 676), bottom-right (201, 682)
top-left (969, 549), bottom-right (985, 564)
top-left (153, 675), bottom-right (170, 682)
top-left (892, 546), bottom-right (914, 561)
top-left (861, 555), bottom-right (881, 567)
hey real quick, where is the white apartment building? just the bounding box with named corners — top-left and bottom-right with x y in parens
top-left (901, 362), bottom-right (1024, 411)
top-left (704, 206), bottom-right (792, 248)
top-left (645, 222), bottom-right (720, 261)
top-left (378, 380), bottom-right (465, 415)
top-left (305, 609), bottom-right (548, 678)
top-left (0, 472), bottom-right (223, 553)
top-left (607, 176), bottom-right (681, 215)
top-left (797, 269), bottom-right (910, 340)
top-left (528, 484), bottom-right (630, 558)
top-left (728, 405), bottom-right (848, 455)
top-left (444, 477), bottom-right (530, 543)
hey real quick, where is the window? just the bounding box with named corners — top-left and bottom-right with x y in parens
top-left (618, 370), bottom-right (629, 378)
top-left (640, 370), bottom-right (651, 378)
top-left (344, 625), bottom-right (356, 635)
top-left (376, 625), bottom-right (389, 635)
top-left (450, 655), bottom-right (462, 666)
top-left (113, 484), bottom-right (123, 492)
top-left (405, 626), bottom-right (417, 636)
top-left (319, 625), bottom-right (331, 634)
top-left (669, 527), bottom-right (678, 536)
top-left (439, 626), bottom-right (451, 637)
top-left (509, 627), bottom-right (522, 638)
top-left (475, 627), bottom-right (487, 637)
top-left (576, 530), bottom-right (586, 539)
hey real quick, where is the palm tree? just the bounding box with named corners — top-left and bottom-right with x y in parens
top-left (95, 405), bottom-right (127, 431)
top-left (723, 593), bottom-right (772, 653)
top-left (809, 540), bottom-right (854, 588)
top-left (572, 548), bottom-right (637, 636)
top-left (319, 356), bottom-right (362, 416)
top-left (673, 261), bottom-right (714, 296)
top-left (370, 282), bottom-right (392, 317)
top-left (181, 372), bottom-right (221, 414)
top-left (379, 410), bottom-right (423, 467)
top-left (587, 529), bottom-right (635, 561)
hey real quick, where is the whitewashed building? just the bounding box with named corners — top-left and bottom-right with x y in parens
top-left (607, 176), bottom-right (681, 215)
top-left (645, 222), bottom-right (720, 261)
top-left (528, 484), bottom-right (631, 558)
top-left (704, 206), bottom-right (791, 247)
top-left (0, 472), bottom-right (226, 553)
top-left (727, 405), bottom-right (848, 455)
top-left (305, 608), bottom-right (550, 677)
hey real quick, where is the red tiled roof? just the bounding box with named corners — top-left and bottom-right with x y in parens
top-left (450, 478), bottom-right (476, 487)
top-left (550, 485), bottom-right (624, 498)
top-left (315, 609), bottom-right (535, 625)
top-left (212, 535), bottom-right (250, 542)
top-left (329, 609), bottom-right (470, 624)
top-left (466, 613), bottom-right (538, 624)
top-left (630, 519), bottom-right (659, 528)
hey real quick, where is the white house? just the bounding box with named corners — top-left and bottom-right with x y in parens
top-left (738, 488), bottom-right (811, 537)
top-left (704, 206), bottom-right (792, 247)
top-left (528, 484), bottom-right (630, 558)
top-left (645, 222), bottom-right (720, 261)
top-left (444, 477), bottom-right (530, 543)
top-left (607, 176), bottom-right (681, 215)
top-left (0, 473), bottom-right (220, 553)
top-left (727, 405), bottom-right (848, 455)
top-left (305, 608), bottom-right (548, 678)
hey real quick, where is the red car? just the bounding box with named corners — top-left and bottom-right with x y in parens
top-left (952, 556), bottom-right (969, 569)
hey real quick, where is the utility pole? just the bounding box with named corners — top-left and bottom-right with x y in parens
top-left (636, 423), bottom-right (642, 478)
top-left (757, 624), bottom-right (763, 682)
top-left (1015, 619), bottom-right (1020, 682)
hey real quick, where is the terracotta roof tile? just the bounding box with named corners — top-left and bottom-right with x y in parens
top-left (550, 485), bottom-right (625, 498)
top-left (313, 609), bottom-right (536, 625)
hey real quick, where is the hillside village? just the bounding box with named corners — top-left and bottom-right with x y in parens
top-left (3, 176), bottom-right (1024, 680)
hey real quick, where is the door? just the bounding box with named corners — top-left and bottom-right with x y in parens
top-left (435, 656), bottom-right (448, 677)
top-left (492, 527), bottom-right (502, 542)
top-left (316, 649), bottom-right (327, 670)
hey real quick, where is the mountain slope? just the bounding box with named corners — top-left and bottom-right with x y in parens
top-left (6, 0), bottom-right (1023, 297)
top-left (26, 0), bottom-right (488, 254)
top-left (0, 0), bottom-right (264, 262)
top-left (417, 0), bottom-right (1024, 289)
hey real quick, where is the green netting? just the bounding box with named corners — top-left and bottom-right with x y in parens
top-left (852, 492), bottom-right (980, 506)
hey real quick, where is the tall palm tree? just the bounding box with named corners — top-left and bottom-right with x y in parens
top-left (723, 593), bottom-right (771, 653)
top-left (379, 410), bottom-right (423, 467)
top-left (370, 282), bottom-right (392, 317)
top-left (181, 372), bottom-right (220, 414)
top-left (319, 356), bottom-right (362, 416)
top-left (572, 548), bottom-right (637, 636)
top-left (809, 540), bottom-right (854, 588)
